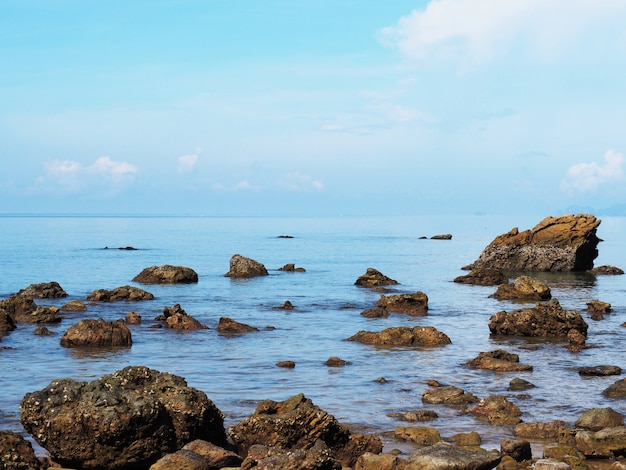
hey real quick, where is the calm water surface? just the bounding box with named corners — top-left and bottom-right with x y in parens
top-left (1, 215), bottom-right (625, 455)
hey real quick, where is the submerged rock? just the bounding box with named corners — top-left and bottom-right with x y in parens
top-left (20, 366), bottom-right (227, 470)
top-left (489, 275), bottom-right (551, 301)
top-left (375, 291), bottom-right (428, 316)
top-left (224, 254), bottom-right (269, 278)
top-left (354, 268), bottom-right (399, 288)
top-left (421, 385), bottom-right (479, 405)
top-left (468, 395), bottom-right (522, 425)
top-left (86, 285), bottom-right (154, 301)
top-left (464, 214), bottom-right (601, 272)
top-left (216, 316), bottom-right (259, 334)
top-left (132, 265), bottom-right (198, 284)
top-left (60, 299), bottom-right (87, 312)
top-left (589, 265), bottom-right (624, 275)
top-left (465, 349), bottom-right (533, 372)
top-left (453, 268), bottom-right (508, 286)
top-left (348, 326), bottom-right (451, 347)
top-left (278, 263), bottom-right (306, 272)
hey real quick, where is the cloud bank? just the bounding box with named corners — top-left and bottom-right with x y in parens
top-left (177, 148), bottom-right (201, 174)
top-left (43, 156), bottom-right (138, 192)
top-left (561, 150), bottom-right (625, 193)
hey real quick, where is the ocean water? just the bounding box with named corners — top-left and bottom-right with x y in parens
top-left (1, 214), bottom-right (626, 456)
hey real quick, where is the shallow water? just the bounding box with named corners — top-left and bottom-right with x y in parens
top-left (1, 214), bottom-right (625, 456)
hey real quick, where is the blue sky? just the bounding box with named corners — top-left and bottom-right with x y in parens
top-left (2, 0), bottom-right (626, 216)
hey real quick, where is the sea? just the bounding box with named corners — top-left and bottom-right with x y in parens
top-left (1, 214), bottom-right (625, 457)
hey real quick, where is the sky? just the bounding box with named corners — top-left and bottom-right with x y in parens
top-left (1, 0), bottom-right (626, 217)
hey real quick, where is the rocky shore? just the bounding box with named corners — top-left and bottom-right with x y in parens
top-left (2, 214), bottom-right (626, 469)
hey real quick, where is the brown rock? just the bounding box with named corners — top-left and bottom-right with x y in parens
top-left (132, 265), bottom-right (198, 284)
top-left (575, 426), bottom-right (626, 458)
top-left (586, 299), bottom-right (612, 314)
top-left (15, 306), bottom-right (62, 324)
top-left (514, 421), bottom-right (567, 440)
top-left (0, 430), bottom-right (44, 470)
top-left (576, 408), bottom-right (624, 431)
top-left (216, 316), bottom-right (258, 334)
top-left (325, 356), bottom-right (352, 367)
top-left (453, 268), bottom-right (508, 286)
top-left (0, 308), bottom-right (17, 336)
top-left (509, 378), bottom-right (536, 391)
top-left (489, 275), bottom-right (551, 301)
top-left (125, 311), bottom-right (142, 324)
top-left (60, 318), bottom-right (132, 347)
top-left (15, 281), bottom-right (68, 298)
top-left (0, 296), bottom-right (37, 321)
top-left (278, 263), bottom-right (306, 272)
top-left (394, 426), bottom-right (441, 446)
top-left (450, 431), bottom-right (481, 446)
top-left (376, 292), bottom-right (428, 316)
top-left (578, 365), bottom-right (621, 376)
top-left (422, 385), bottom-right (479, 405)
top-left (465, 349), bottom-right (533, 372)
top-left (388, 410), bottom-right (438, 422)
top-left (405, 442), bottom-right (501, 470)
top-left (468, 395), bottom-right (522, 425)
top-left (181, 439), bottom-right (243, 469)
top-left (464, 214), bottom-right (601, 272)
top-left (589, 265), bottom-right (624, 275)
top-left (355, 268), bottom-right (399, 288)
top-left (360, 306), bottom-right (390, 318)
top-left (431, 234), bottom-right (452, 240)
top-left (241, 442), bottom-right (341, 470)
top-left (276, 361), bottom-right (296, 368)
top-left (149, 449), bottom-right (209, 470)
top-left (348, 326), bottom-right (451, 347)
top-left (157, 304), bottom-right (208, 330)
top-left (354, 452), bottom-right (404, 470)
top-left (86, 285), bottom-right (154, 301)
top-left (60, 299), bottom-right (87, 312)
top-left (224, 254), bottom-right (268, 278)
top-left (501, 438), bottom-right (532, 462)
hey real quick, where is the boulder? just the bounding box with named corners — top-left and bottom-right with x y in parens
top-left (450, 431), bottom-right (481, 446)
top-left (404, 442), bottom-right (501, 470)
top-left (360, 306), bottom-right (390, 318)
top-left (148, 449), bottom-right (209, 470)
top-left (375, 292), bottom-right (428, 316)
top-left (325, 356), bottom-right (352, 367)
top-left (60, 299), bottom-right (87, 312)
top-left (216, 316), bottom-right (258, 334)
top-left (586, 299), bottom-right (612, 314)
top-left (489, 275), bottom-right (551, 301)
top-left (602, 378), bottom-right (626, 398)
top-left (14, 306), bottom-right (62, 324)
top-left (514, 421), bottom-right (567, 439)
top-left (240, 442), bottom-right (342, 470)
top-left (125, 311), bottom-right (142, 324)
top-left (575, 426), bottom-right (626, 458)
top-left (430, 234), bottom-right (452, 240)
top-left (0, 430), bottom-right (45, 470)
top-left (421, 385), bottom-right (479, 405)
top-left (20, 366), bottom-right (227, 470)
top-left (354, 452), bottom-right (403, 470)
top-left (394, 426), bottom-right (441, 446)
top-left (465, 349), bottom-right (533, 372)
top-left (453, 268), bottom-right (508, 286)
top-left (0, 309), bottom-right (16, 336)
top-left (181, 439), bottom-right (243, 469)
top-left (276, 360), bottom-right (296, 368)
top-left (464, 214), bottom-right (601, 272)
top-left (509, 378), bottom-right (536, 391)
top-left (541, 445), bottom-right (587, 469)
top-left (575, 408), bottom-right (624, 431)
top-left (589, 265), bottom-right (624, 275)
top-left (488, 299), bottom-right (588, 338)
top-left (86, 285), bottom-right (154, 301)
top-left (132, 265), bottom-right (198, 284)
top-left (578, 365), bottom-right (621, 377)
top-left (354, 268), bottom-right (399, 288)
top-left (227, 393), bottom-right (382, 468)
top-left (468, 395), bottom-right (522, 426)
top-left (0, 296), bottom-right (37, 320)
top-left (500, 438), bottom-right (532, 462)
top-left (278, 263), bottom-right (306, 272)
top-left (60, 318), bottom-right (132, 347)
top-left (348, 326), bottom-right (451, 347)
top-left (388, 410), bottom-right (439, 422)
top-left (224, 254), bottom-right (268, 278)
top-left (15, 281), bottom-right (67, 298)
top-left (157, 304), bottom-right (208, 331)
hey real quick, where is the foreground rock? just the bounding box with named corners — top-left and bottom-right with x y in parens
top-left (354, 268), bottom-right (399, 288)
top-left (464, 214), bottom-right (601, 272)
top-left (228, 393), bottom-right (382, 467)
top-left (575, 426), bottom-right (626, 458)
top-left (156, 304), bottom-right (208, 330)
top-left (224, 254), bottom-right (269, 278)
top-left (86, 285), bottom-right (154, 301)
top-left (132, 265), bottom-right (198, 284)
top-left (405, 442), bottom-right (501, 470)
top-left (60, 318), bottom-right (132, 347)
top-left (216, 316), bottom-right (259, 334)
top-left (0, 309), bottom-right (17, 337)
top-left (0, 430), bottom-right (45, 470)
top-left (575, 407), bottom-right (624, 431)
top-left (348, 326), bottom-right (451, 347)
top-left (489, 275), bottom-right (551, 301)
top-left (422, 385), bottom-right (479, 405)
top-left (453, 268), bottom-right (508, 286)
top-left (15, 281), bottom-right (68, 298)
top-left (465, 349), bottom-right (533, 372)
top-left (488, 299), bottom-right (588, 339)
top-left (375, 291), bottom-right (428, 316)
top-left (20, 366), bottom-right (227, 470)
top-left (0, 296), bottom-right (61, 323)
top-left (469, 395), bottom-right (522, 425)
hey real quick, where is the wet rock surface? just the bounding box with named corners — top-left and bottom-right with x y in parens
top-left (453, 267), bottom-right (508, 286)
top-left (157, 304), bottom-right (208, 330)
top-left (60, 318), bottom-right (132, 347)
top-left (465, 349), bottom-right (533, 372)
top-left (132, 265), bottom-right (199, 284)
top-left (0, 430), bottom-right (45, 470)
top-left (224, 254), bottom-right (269, 278)
top-left (86, 285), bottom-right (154, 301)
top-left (348, 325), bottom-right (451, 347)
top-left (216, 316), bottom-right (259, 334)
top-left (489, 275), bottom-right (551, 301)
top-left (354, 268), bottom-right (399, 288)
top-left (15, 281), bottom-right (67, 299)
top-left (375, 291), bottom-right (428, 316)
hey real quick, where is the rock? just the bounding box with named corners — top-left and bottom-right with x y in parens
top-left (376, 292), bottom-right (428, 316)
top-left (579, 365), bottom-right (621, 376)
top-left (450, 431), bottom-right (481, 446)
top-left (132, 265), bottom-right (199, 284)
top-left (277, 235), bottom-right (294, 238)
top-left (488, 299), bottom-right (588, 338)
top-left (468, 395), bottom-right (522, 425)
top-left (501, 438), bottom-right (532, 462)
top-left (589, 265), bottom-right (624, 275)
top-left (60, 318), bottom-right (132, 347)
top-left (60, 299), bottom-right (87, 312)
top-left (354, 268), bottom-right (399, 288)
top-left (15, 281), bottom-right (67, 298)
top-left (15, 305), bottom-right (62, 324)
top-left (276, 361), bottom-right (296, 368)
top-left (603, 378), bottom-right (626, 398)
top-left (509, 378), bottom-right (536, 391)
top-left (241, 442), bottom-right (342, 470)
top-left (181, 439), bottom-right (243, 469)
top-left (360, 306), bottom-right (390, 318)
top-left (227, 393), bottom-right (382, 468)
top-left (216, 316), bottom-right (258, 334)
top-left (354, 452), bottom-right (403, 470)
top-left (465, 349), bottom-right (533, 372)
top-left (394, 426), bottom-right (441, 446)
top-left (325, 356), bottom-right (352, 367)
top-left (453, 268), bottom-right (509, 286)
top-left (576, 408), bottom-right (624, 431)
top-left (224, 254), bottom-right (268, 278)
top-left (0, 296), bottom-right (37, 321)
top-left (541, 445), bottom-right (587, 469)
top-left (348, 326), bottom-right (451, 347)
top-left (86, 285), bottom-right (154, 301)
top-left (533, 458), bottom-right (571, 469)
top-left (464, 214), bottom-right (601, 272)
top-left (405, 442), bottom-right (501, 470)
top-left (157, 304), bottom-right (208, 331)
top-left (421, 385), bottom-right (479, 405)
top-left (0, 430), bottom-right (45, 470)
top-left (33, 326), bottom-right (53, 335)
top-left (0, 308), bottom-right (17, 336)
top-left (575, 426), bottom-right (626, 458)
top-left (586, 299), bottom-right (612, 314)
top-left (125, 311), bottom-right (142, 324)
top-left (388, 410), bottom-right (438, 422)
top-left (149, 449), bottom-right (209, 470)
top-left (514, 421), bottom-right (567, 439)
top-left (278, 263), bottom-right (306, 272)
top-left (20, 366), bottom-right (227, 470)
top-left (273, 300), bottom-right (295, 310)
top-left (430, 234), bottom-right (452, 240)
top-left (489, 275), bottom-right (551, 301)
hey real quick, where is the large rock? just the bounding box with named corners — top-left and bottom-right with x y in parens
top-left (20, 366), bottom-right (227, 470)
top-left (354, 268), bottom-right (399, 288)
top-left (489, 275), bottom-right (551, 301)
top-left (227, 393), bottom-right (382, 468)
top-left (464, 214), bottom-right (601, 272)
top-left (60, 318), bottom-right (133, 347)
top-left (375, 291), bottom-right (428, 316)
top-left (404, 442), bottom-right (501, 470)
top-left (86, 285), bottom-right (154, 301)
top-left (422, 385), bottom-right (479, 405)
top-left (575, 427), bottom-right (626, 458)
top-left (216, 316), bottom-right (259, 334)
top-left (0, 308), bottom-right (16, 336)
top-left (132, 265), bottom-right (198, 284)
top-left (575, 408), bottom-right (624, 431)
top-left (488, 299), bottom-right (588, 338)
top-left (468, 395), bottom-right (522, 425)
top-left (465, 349), bottom-right (533, 372)
top-left (156, 304), bottom-right (208, 331)
top-left (0, 430), bottom-right (45, 470)
top-left (15, 281), bottom-right (68, 298)
top-left (224, 254), bottom-right (269, 278)
top-left (348, 326), bottom-right (451, 347)
top-left (453, 268), bottom-right (508, 286)
top-left (0, 295), bottom-right (62, 324)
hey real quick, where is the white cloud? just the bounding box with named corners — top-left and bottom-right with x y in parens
top-left (42, 156), bottom-right (138, 192)
top-left (379, 0), bottom-right (626, 66)
top-left (233, 180), bottom-right (255, 191)
top-left (561, 149), bottom-right (625, 193)
top-left (282, 172), bottom-right (324, 191)
top-left (177, 148), bottom-right (201, 173)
